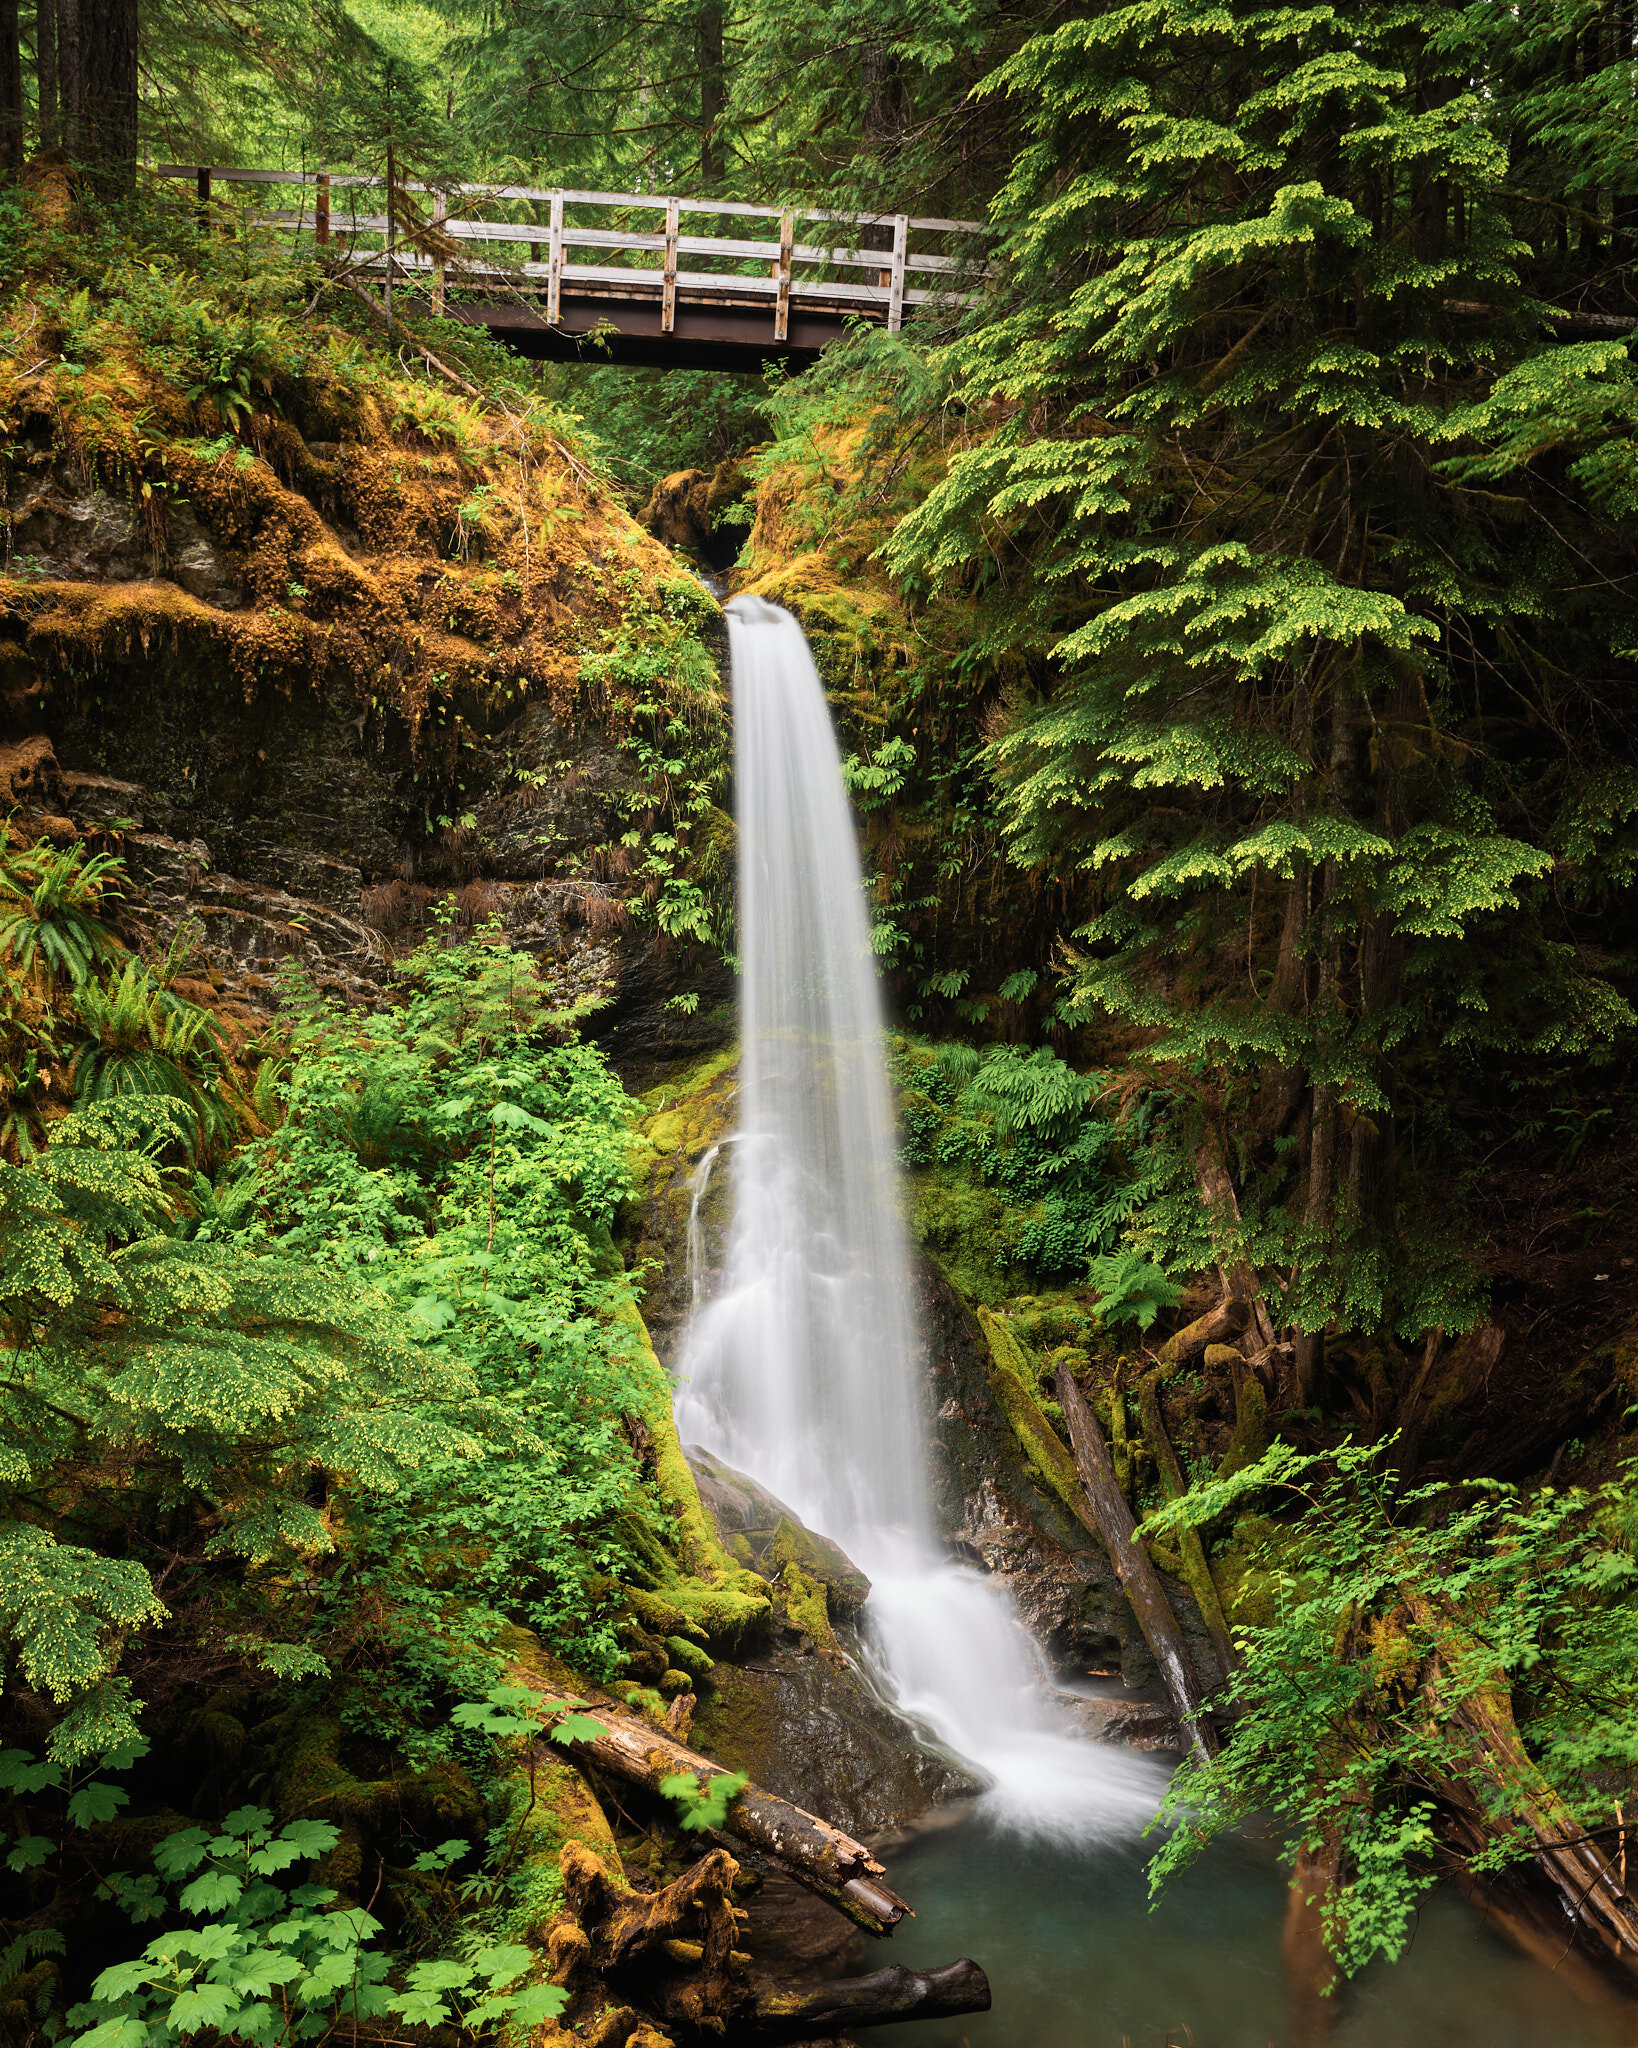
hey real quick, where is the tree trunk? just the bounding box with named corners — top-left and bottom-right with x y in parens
top-left (1155, 1296), bottom-right (1247, 1368)
top-left (697, 1), bottom-right (724, 187)
top-left (385, 136), bottom-right (396, 323)
top-left (77, 0), bottom-right (135, 196)
top-left (1283, 1834), bottom-right (1342, 2045)
top-left (534, 1696), bottom-right (911, 1934)
top-left (35, 0), bottom-right (54, 149)
top-left (1054, 1363), bottom-right (1220, 1759)
top-left (0, 0), bottom-right (21, 177)
top-left (53, 0), bottom-right (76, 156)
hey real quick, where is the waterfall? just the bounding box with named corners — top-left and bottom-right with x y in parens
top-left (676, 594), bottom-right (1163, 1839)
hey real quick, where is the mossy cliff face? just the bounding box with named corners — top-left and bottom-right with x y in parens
top-left (0, 290), bottom-right (731, 1074)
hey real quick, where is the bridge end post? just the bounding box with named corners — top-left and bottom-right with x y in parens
top-left (888, 213), bottom-right (908, 333)
top-left (775, 208), bottom-right (793, 342)
top-left (432, 188), bottom-right (447, 316)
top-left (662, 196), bottom-right (679, 333)
top-left (548, 192), bottom-right (564, 324)
top-left (315, 170), bottom-right (329, 249)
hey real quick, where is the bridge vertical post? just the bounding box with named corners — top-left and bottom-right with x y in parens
top-left (547, 193), bottom-right (564, 324)
top-left (432, 188), bottom-right (446, 315)
top-left (194, 166), bottom-right (210, 232)
top-left (315, 172), bottom-right (329, 249)
top-left (888, 213), bottom-right (908, 333)
top-left (662, 196), bottom-right (679, 333)
top-left (775, 208), bottom-right (793, 342)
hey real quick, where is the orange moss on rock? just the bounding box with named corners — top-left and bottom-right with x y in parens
top-left (0, 284), bottom-right (704, 758)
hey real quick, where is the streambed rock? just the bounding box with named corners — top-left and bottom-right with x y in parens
top-left (685, 1446), bottom-right (978, 1834)
top-left (690, 1628), bottom-right (977, 1839)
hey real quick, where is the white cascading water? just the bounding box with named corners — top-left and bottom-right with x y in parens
top-left (675, 595), bottom-right (1163, 1839)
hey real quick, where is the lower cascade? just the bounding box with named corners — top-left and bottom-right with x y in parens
top-left (676, 593), bottom-right (1162, 1837)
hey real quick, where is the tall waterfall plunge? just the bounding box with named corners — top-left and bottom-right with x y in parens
top-left (675, 595), bottom-right (1163, 1837)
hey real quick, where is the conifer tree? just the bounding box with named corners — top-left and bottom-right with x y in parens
top-left (886, 0), bottom-right (1638, 1361)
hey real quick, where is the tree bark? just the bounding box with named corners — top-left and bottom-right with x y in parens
top-left (1413, 1603), bottom-right (1638, 1974)
top-left (1283, 1834), bottom-right (1342, 2045)
top-left (78, 0), bottom-right (135, 195)
top-left (739, 1959), bottom-right (991, 2039)
top-left (34, 0), bottom-right (54, 149)
top-left (0, 0), bottom-right (21, 177)
top-left (697, 1), bottom-right (724, 187)
top-left (536, 1698), bottom-right (911, 1933)
top-left (1054, 1363), bottom-right (1220, 1759)
top-left (53, 0), bottom-right (76, 156)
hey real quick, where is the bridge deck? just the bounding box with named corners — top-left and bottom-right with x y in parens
top-left (152, 167), bottom-right (988, 368)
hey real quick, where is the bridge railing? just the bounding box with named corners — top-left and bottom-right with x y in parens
top-left (149, 167), bottom-right (989, 340)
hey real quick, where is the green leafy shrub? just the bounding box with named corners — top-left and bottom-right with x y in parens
top-left (0, 1098), bottom-right (492, 1762)
top-left (63, 1802), bottom-right (565, 2048)
top-left (1145, 1444), bottom-right (1638, 1977)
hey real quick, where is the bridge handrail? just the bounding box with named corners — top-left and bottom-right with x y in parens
top-left (147, 164), bottom-right (989, 339)
top-left (148, 164), bottom-right (988, 236)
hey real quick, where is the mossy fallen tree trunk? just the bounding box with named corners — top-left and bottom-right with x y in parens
top-left (1136, 1367), bottom-right (1238, 1678)
top-left (1054, 1363), bottom-right (1220, 1760)
top-left (1410, 1597), bottom-right (1638, 1976)
top-left (537, 1694), bottom-right (911, 1933)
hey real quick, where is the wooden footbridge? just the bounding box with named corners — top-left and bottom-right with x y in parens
top-left (152, 166), bottom-right (987, 369)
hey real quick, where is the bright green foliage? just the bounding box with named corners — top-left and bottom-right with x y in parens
top-left (879, 0), bottom-right (1638, 1343)
top-left (659, 1768), bottom-right (749, 1834)
top-left (70, 963), bottom-right (228, 1160)
top-left (450, 1682), bottom-right (605, 1752)
top-left (245, 924), bottom-right (661, 1700)
top-left (0, 844), bottom-right (126, 989)
top-left (1144, 1445), bottom-right (1638, 1975)
top-left (62, 1800), bottom-right (564, 2048)
top-left (894, 1037), bottom-right (1189, 1283)
top-left (0, 1099), bottom-right (491, 1760)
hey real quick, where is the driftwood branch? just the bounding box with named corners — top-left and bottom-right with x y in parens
top-left (739, 1958), bottom-right (991, 2038)
top-left (535, 1698), bottom-right (910, 1934)
top-left (1055, 1364), bottom-right (1220, 1759)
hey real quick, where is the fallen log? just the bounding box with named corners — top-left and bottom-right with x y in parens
top-left (1156, 1296), bottom-right (1248, 1368)
top-left (536, 1696), bottom-right (911, 1934)
top-left (1413, 1602), bottom-right (1638, 1975)
top-left (1137, 1367), bottom-right (1238, 1678)
top-left (1055, 1363), bottom-right (1220, 1760)
top-left (737, 1958), bottom-right (991, 2039)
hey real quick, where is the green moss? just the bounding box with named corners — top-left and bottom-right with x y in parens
top-left (977, 1306), bottom-right (1097, 1535)
top-left (769, 1516), bottom-right (869, 1616)
top-left (664, 1634), bottom-right (715, 1682)
top-left (1211, 1515), bottom-right (1297, 1633)
top-left (907, 1165), bottom-right (1013, 1304)
top-left (666, 1581), bottom-right (772, 1655)
top-left (776, 1560), bottom-right (836, 1653)
top-left (1215, 1376), bottom-right (1269, 1484)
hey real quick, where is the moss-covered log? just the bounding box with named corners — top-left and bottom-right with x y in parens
top-left (1054, 1363), bottom-right (1220, 1759)
top-left (537, 1695), bottom-right (912, 1933)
